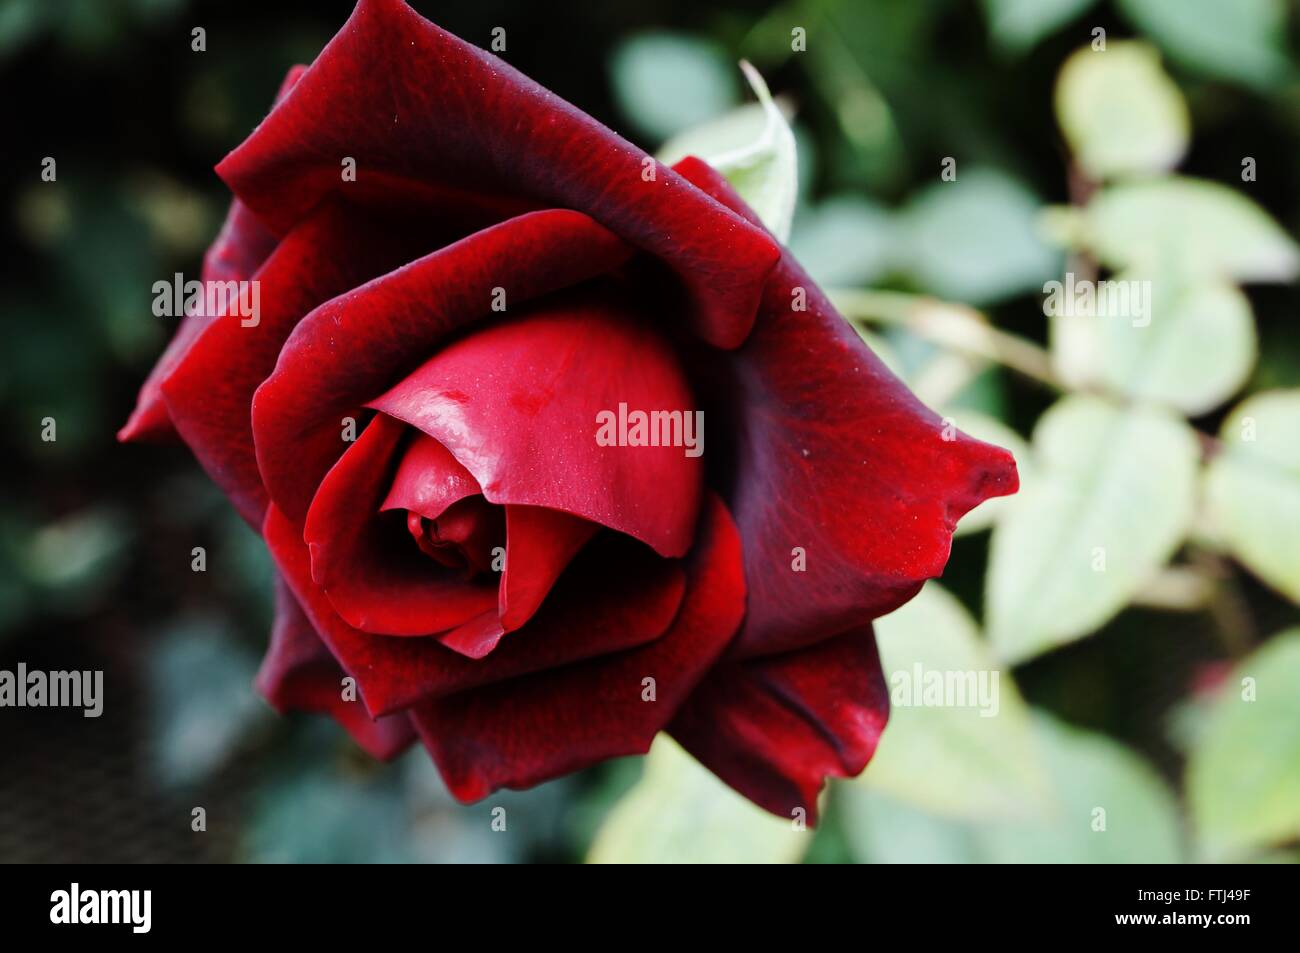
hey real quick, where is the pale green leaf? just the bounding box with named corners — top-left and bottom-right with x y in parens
top-left (588, 736), bottom-right (808, 863)
top-left (987, 395), bottom-right (1199, 662)
top-left (1049, 268), bottom-right (1256, 414)
top-left (1082, 177), bottom-right (1300, 283)
top-left (657, 62), bottom-right (797, 241)
top-left (863, 583), bottom-right (1053, 820)
top-left (978, 714), bottom-right (1183, 863)
top-left (1115, 0), bottom-right (1289, 90)
top-left (789, 194), bottom-right (894, 288)
top-left (981, 0), bottom-right (1098, 56)
top-left (1204, 391), bottom-right (1300, 602)
top-left (843, 713), bottom-right (1182, 863)
top-left (839, 789), bottom-right (983, 863)
top-left (609, 33), bottom-right (737, 142)
top-left (898, 168), bottom-right (1060, 306)
top-left (1188, 630), bottom-right (1300, 859)
top-left (1055, 41), bottom-right (1189, 181)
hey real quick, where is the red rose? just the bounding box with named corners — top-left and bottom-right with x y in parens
top-left (122, 0), bottom-right (1016, 822)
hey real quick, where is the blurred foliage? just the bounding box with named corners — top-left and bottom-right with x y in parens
top-left (3, 0), bottom-right (1299, 863)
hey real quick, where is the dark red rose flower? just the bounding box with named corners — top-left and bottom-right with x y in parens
top-left (122, 0), bottom-right (1016, 822)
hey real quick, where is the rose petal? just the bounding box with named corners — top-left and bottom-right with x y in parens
top-left (252, 208), bottom-right (634, 525)
top-left (256, 575), bottom-right (416, 760)
top-left (265, 503), bottom-right (686, 715)
top-left (303, 413), bottom-right (498, 636)
top-left (409, 492), bottom-right (745, 802)
top-left (380, 430), bottom-right (482, 519)
top-left (369, 284), bottom-right (703, 557)
top-left (159, 200), bottom-right (445, 526)
top-left (668, 624), bottom-right (888, 825)
top-left (216, 0), bottom-right (779, 348)
top-left (674, 157), bottom-right (1019, 658)
top-left (119, 199), bottom-right (279, 445)
top-left (117, 66), bottom-right (305, 445)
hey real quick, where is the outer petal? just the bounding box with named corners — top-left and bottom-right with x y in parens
top-left (251, 208), bottom-right (634, 525)
top-left (674, 157), bottom-right (1019, 659)
top-left (369, 287), bottom-right (703, 557)
top-left (668, 625), bottom-right (889, 825)
top-left (216, 0), bottom-right (779, 348)
top-left (302, 413), bottom-right (498, 636)
top-left (160, 201), bottom-right (443, 526)
top-left (118, 64), bottom-right (306, 445)
top-left (409, 493), bottom-right (745, 802)
top-left (265, 504), bottom-right (686, 715)
top-left (256, 575), bottom-right (416, 759)
top-left (118, 198), bottom-right (278, 444)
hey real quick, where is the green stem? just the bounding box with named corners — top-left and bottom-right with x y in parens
top-left (830, 289), bottom-right (1062, 391)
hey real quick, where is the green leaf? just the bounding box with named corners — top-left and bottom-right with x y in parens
top-left (987, 395), bottom-right (1198, 663)
top-left (946, 411), bottom-right (1033, 536)
top-left (842, 713), bottom-right (1182, 863)
top-left (1082, 177), bottom-right (1300, 283)
top-left (981, 0), bottom-right (1099, 56)
top-left (978, 714), bottom-right (1183, 863)
top-left (839, 789), bottom-right (984, 863)
top-left (587, 735), bottom-right (808, 863)
top-left (1188, 630), bottom-right (1300, 859)
top-left (1055, 41), bottom-right (1189, 181)
top-left (1204, 391), bottom-right (1300, 602)
top-left (608, 32), bottom-right (737, 142)
top-left (862, 583), bottom-right (1053, 820)
top-left (1115, 0), bottom-right (1290, 90)
top-left (150, 619), bottom-right (265, 787)
top-left (658, 62), bottom-right (797, 241)
top-left (897, 168), bottom-right (1060, 306)
top-left (789, 194), bottom-right (894, 288)
top-left (1049, 268), bottom-right (1256, 415)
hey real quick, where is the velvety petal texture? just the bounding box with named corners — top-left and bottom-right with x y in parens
top-left (217, 0), bottom-right (779, 348)
top-left (256, 576), bottom-right (416, 760)
top-left (669, 625), bottom-right (889, 825)
top-left (410, 493), bottom-right (745, 801)
top-left (119, 0), bottom-right (1020, 823)
top-left (672, 157), bottom-right (1018, 659)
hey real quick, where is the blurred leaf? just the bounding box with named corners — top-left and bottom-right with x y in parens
top-left (1081, 177), bottom-right (1300, 283)
top-left (862, 583), bottom-right (1053, 820)
top-left (246, 760), bottom-right (412, 863)
top-left (609, 32), bottom-right (737, 142)
top-left (843, 714), bottom-right (1182, 863)
top-left (978, 714), bottom-right (1182, 863)
top-left (981, 0), bottom-right (1098, 56)
top-left (789, 195), bottom-right (894, 288)
top-left (987, 396), bottom-right (1198, 662)
top-left (1051, 268), bottom-right (1256, 415)
top-left (948, 411), bottom-right (1033, 535)
top-left (1204, 391), bottom-right (1300, 602)
top-left (1055, 42), bottom-right (1189, 181)
top-left (659, 62), bottom-right (797, 240)
top-left (1115, 0), bottom-right (1290, 90)
top-left (897, 168), bottom-right (1060, 307)
top-left (150, 618), bottom-right (265, 787)
top-left (21, 506), bottom-right (131, 615)
top-left (1188, 630), bottom-right (1300, 859)
top-left (839, 789), bottom-right (983, 863)
top-left (588, 735), bottom-right (807, 863)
